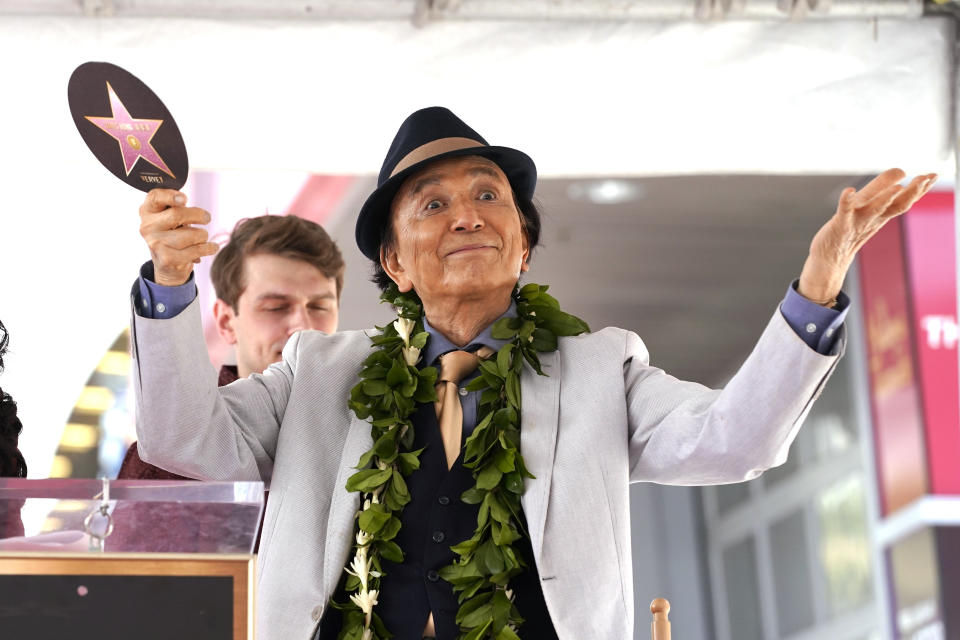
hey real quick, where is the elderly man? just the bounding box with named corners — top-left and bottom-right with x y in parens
top-left (131, 107), bottom-right (934, 640)
top-left (120, 213), bottom-right (344, 480)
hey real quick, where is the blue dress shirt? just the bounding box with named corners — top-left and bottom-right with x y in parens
top-left (137, 262), bottom-right (198, 320)
top-left (420, 305), bottom-right (514, 436)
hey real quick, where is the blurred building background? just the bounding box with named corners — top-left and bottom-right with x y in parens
top-left (0, 1), bottom-right (958, 639)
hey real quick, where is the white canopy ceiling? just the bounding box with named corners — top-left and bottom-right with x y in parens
top-left (0, 14), bottom-right (950, 178)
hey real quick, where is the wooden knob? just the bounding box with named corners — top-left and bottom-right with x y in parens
top-left (650, 598), bottom-right (671, 640)
top-left (651, 598), bottom-right (671, 617)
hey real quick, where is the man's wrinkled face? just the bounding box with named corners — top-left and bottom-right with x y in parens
top-left (382, 155), bottom-right (530, 302)
top-left (215, 253), bottom-right (339, 377)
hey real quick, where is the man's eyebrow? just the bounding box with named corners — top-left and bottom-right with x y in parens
top-left (408, 166), bottom-right (504, 197)
top-left (255, 292), bottom-right (337, 302)
top-left (468, 166), bottom-right (503, 181)
top-left (409, 175), bottom-right (445, 197)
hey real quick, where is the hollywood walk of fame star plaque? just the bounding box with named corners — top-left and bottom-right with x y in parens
top-left (68, 62), bottom-right (188, 192)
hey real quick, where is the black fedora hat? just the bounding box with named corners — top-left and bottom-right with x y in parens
top-left (355, 107), bottom-right (538, 261)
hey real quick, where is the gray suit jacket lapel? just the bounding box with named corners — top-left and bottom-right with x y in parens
top-left (519, 349), bottom-right (561, 565)
top-left (323, 414), bottom-right (370, 598)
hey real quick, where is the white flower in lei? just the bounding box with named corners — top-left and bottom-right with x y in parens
top-left (402, 346), bottom-right (421, 367)
top-left (349, 588), bottom-right (379, 618)
top-left (393, 317), bottom-right (415, 344)
top-left (394, 317), bottom-right (422, 367)
top-left (332, 283), bottom-right (588, 640)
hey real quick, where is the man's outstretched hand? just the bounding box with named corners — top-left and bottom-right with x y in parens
top-left (138, 189), bottom-right (219, 287)
top-left (798, 168), bottom-right (937, 306)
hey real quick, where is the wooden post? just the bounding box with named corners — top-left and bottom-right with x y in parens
top-left (651, 598), bottom-right (671, 640)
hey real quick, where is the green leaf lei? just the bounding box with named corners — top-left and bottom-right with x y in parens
top-left (333, 282), bottom-right (589, 640)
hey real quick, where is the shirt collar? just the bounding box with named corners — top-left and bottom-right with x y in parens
top-left (422, 301), bottom-right (517, 366)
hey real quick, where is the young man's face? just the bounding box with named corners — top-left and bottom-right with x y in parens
top-left (214, 253), bottom-right (339, 378)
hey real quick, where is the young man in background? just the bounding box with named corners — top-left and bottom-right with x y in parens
top-left (119, 214), bottom-right (344, 480)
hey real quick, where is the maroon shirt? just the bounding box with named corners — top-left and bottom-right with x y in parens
top-left (0, 499), bottom-right (25, 539)
top-left (117, 365), bottom-right (239, 480)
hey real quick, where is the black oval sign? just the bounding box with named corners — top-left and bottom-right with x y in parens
top-left (68, 62), bottom-right (188, 192)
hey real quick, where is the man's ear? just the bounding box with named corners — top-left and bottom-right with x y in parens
top-left (520, 230), bottom-right (531, 273)
top-left (213, 299), bottom-right (239, 345)
top-left (381, 245), bottom-right (414, 293)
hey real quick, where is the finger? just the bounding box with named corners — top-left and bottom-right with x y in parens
top-left (141, 206), bottom-right (211, 235)
top-left (158, 242), bottom-right (219, 266)
top-left (860, 182), bottom-right (904, 218)
top-left (882, 174), bottom-right (936, 219)
top-left (836, 187), bottom-right (857, 214)
top-left (852, 168), bottom-right (906, 207)
top-left (153, 226), bottom-right (211, 251)
top-left (188, 242), bottom-right (220, 261)
top-left (167, 206), bottom-right (210, 228)
top-left (140, 189), bottom-right (187, 215)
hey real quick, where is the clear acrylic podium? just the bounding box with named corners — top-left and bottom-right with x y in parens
top-left (0, 478), bottom-right (264, 640)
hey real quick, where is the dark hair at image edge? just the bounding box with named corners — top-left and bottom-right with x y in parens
top-left (371, 194), bottom-right (543, 292)
top-left (0, 319), bottom-right (27, 478)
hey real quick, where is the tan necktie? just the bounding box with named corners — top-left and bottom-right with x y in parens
top-left (425, 346), bottom-right (494, 637)
top-left (434, 346), bottom-right (495, 470)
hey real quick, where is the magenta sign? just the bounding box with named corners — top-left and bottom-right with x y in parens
top-left (860, 217), bottom-right (929, 515)
top-left (903, 191), bottom-right (960, 495)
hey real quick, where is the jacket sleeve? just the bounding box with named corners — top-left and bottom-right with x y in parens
top-left (625, 308), bottom-right (844, 485)
top-left (131, 296), bottom-right (297, 483)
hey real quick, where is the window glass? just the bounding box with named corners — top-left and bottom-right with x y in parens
top-left (811, 412), bottom-right (856, 461)
top-left (715, 482), bottom-right (750, 516)
top-left (770, 509), bottom-right (815, 635)
top-left (723, 536), bottom-right (764, 640)
top-left (889, 528), bottom-right (942, 638)
top-left (817, 473), bottom-right (873, 616)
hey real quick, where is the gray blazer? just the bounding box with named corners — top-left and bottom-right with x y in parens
top-left (132, 298), bottom-right (841, 640)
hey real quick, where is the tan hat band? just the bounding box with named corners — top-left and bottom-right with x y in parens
top-left (388, 137), bottom-right (487, 178)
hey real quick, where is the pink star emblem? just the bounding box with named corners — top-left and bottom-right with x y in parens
top-left (85, 82), bottom-right (176, 179)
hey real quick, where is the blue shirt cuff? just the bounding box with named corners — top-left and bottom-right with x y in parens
top-left (135, 261), bottom-right (197, 319)
top-left (779, 280), bottom-right (849, 355)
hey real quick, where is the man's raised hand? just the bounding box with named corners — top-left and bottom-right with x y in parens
top-left (138, 189), bottom-right (219, 287)
top-left (798, 168), bottom-right (937, 306)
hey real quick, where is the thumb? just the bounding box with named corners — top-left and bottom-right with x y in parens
top-left (837, 187), bottom-right (857, 214)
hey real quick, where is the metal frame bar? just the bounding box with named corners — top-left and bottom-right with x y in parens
top-left (874, 496), bottom-right (960, 547)
top-left (0, 0), bottom-right (925, 21)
